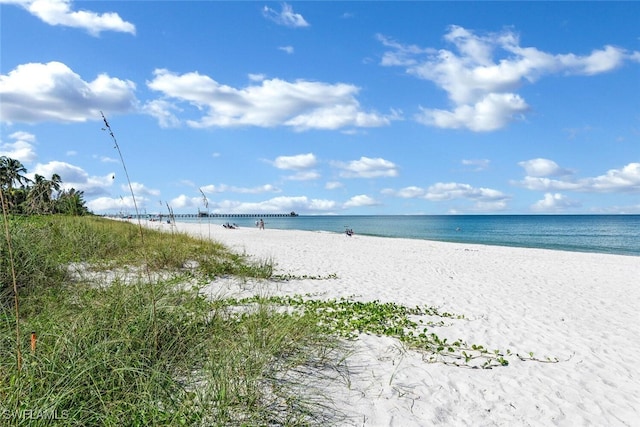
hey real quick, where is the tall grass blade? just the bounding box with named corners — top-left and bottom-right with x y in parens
top-left (100, 111), bottom-right (158, 351)
top-left (0, 190), bottom-right (22, 373)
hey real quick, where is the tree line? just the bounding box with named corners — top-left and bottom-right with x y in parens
top-left (0, 156), bottom-right (90, 216)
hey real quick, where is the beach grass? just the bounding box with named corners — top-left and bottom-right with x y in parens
top-left (0, 216), bottom-right (338, 426)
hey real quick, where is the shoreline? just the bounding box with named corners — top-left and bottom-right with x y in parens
top-left (147, 220), bottom-right (640, 425)
top-left (160, 215), bottom-right (640, 257)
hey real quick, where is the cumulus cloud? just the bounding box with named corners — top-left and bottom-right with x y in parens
top-left (96, 155), bottom-right (119, 164)
top-left (87, 196), bottom-right (137, 213)
top-left (516, 176), bottom-right (582, 192)
top-left (0, 131), bottom-right (38, 162)
top-left (518, 158), bottom-right (572, 177)
top-left (31, 160), bottom-right (114, 196)
top-left (588, 163), bottom-right (640, 192)
top-left (272, 154), bottom-right (320, 181)
top-left (273, 153), bottom-right (317, 170)
top-left (2, 0), bottom-right (135, 36)
top-left (145, 69), bottom-right (390, 130)
top-left (262, 3), bottom-right (309, 28)
top-left (462, 158), bottom-right (490, 171)
top-left (379, 25), bottom-right (640, 131)
top-left (531, 193), bottom-right (581, 212)
top-left (424, 182), bottom-right (508, 203)
top-left (167, 194), bottom-right (199, 210)
top-left (415, 93), bottom-right (528, 132)
top-left (0, 132), bottom-right (118, 205)
top-left (384, 181), bottom-right (510, 212)
top-left (377, 34), bottom-right (435, 67)
top-left (0, 61), bottom-right (137, 124)
top-left (278, 46), bottom-right (295, 54)
top-left (343, 194), bottom-right (379, 208)
top-left (325, 181), bottom-right (343, 190)
top-left (142, 99), bottom-right (181, 128)
top-left (286, 171), bottom-right (321, 181)
top-left (515, 162), bottom-right (640, 193)
top-left (384, 186), bottom-right (425, 198)
top-left (333, 156), bottom-right (399, 178)
top-left (126, 182), bottom-right (160, 198)
top-left (205, 195), bottom-right (336, 214)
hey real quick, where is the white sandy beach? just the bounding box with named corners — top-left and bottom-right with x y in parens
top-left (155, 220), bottom-right (639, 426)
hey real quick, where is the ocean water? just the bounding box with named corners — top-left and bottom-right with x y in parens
top-left (180, 215), bottom-right (640, 257)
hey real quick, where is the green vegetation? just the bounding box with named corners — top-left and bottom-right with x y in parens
top-left (1, 216), bottom-right (338, 426)
top-left (0, 156), bottom-right (89, 216)
top-left (228, 296), bottom-right (518, 369)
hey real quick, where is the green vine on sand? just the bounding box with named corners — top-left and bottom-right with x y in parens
top-left (225, 295), bottom-right (559, 369)
top-left (271, 272), bottom-right (338, 281)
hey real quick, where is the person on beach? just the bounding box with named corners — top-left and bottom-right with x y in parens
top-left (259, 218), bottom-right (264, 230)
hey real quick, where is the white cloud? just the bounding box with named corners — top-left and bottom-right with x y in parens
top-left (142, 99), bottom-right (181, 128)
top-left (168, 194), bottom-right (199, 210)
top-left (284, 104), bottom-right (391, 131)
top-left (32, 160), bottom-right (113, 196)
top-left (126, 182), bottom-right (160, 198)
top-left (87, 196), bottom-right (137, 213)
top-left (97, 156), bottom-right (119, 164)
top-left (385, 181), bottom-right (510, 212)
top-left (334, 156), bottom-right (399, 178)
top-left (278, 46), bottom-right (294, 54)
top-left (377, 34), bottom-right (435, 67)
top-left (588, 163), bottom-right (640, 192)
top-left (272, 154), bottom-right (321, 180)
top-left (462, 158), bottom-right (490, 171)
top-left (425, 182), bottom-right (508, 203)
top-left (380, 25), bottom-right (640, 132)
top-left (262, 3), bottom-right (309, 28)
top-left (555, 45), bottom-right (629, 75)
top-left (516, 176), bottom-right (582, 192)
top-left (0, 61), bottom-right (137, 124)
top-left (518, 158), bottom-right (572, 177)
top-left (515, 162), bottom-right (640, 193)
top-left (531, 193), bottom-right (581, 212)
top-left (382, 182), bottom-right (511, 213)
top-left (286, 171), bottom-right (321, 181)
top-left (208, 196), bottom-right (336, 214)
top-left (248, 74), bottom-right (266, 82)
top-left (0, 131), bottom-right (38, 162)
top-left (415, 93), bottom-right (528, 132)
top-left (343, 194), bottom-right (379, 208)
top-left (273, 153), bottom-right (317, 170)
top-left (3, 0), bottom-right (135, 36)
top-left (325, 181), bottom-right (343, 190)
top-left (145, 69), bottom-right (390, 130)
top-left (390, 186), bottom-right (426, 198)
top-left (308, 198), bottom-right (337, 211)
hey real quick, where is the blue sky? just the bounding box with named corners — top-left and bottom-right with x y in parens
top-left (1, 1), bottom-right (639, 215)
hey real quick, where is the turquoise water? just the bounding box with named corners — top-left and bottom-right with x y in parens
top-left (180, 215), bottom-right (640, 257)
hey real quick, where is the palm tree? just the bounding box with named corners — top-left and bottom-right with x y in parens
top-left (26, 174), bottom-right (62, 214)
top-left (0, 156), bottom-right (32, 212)
top-left (56, 188), bottom-right (89, 216)
top-left (0, 157), bottom-right (30, 189)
